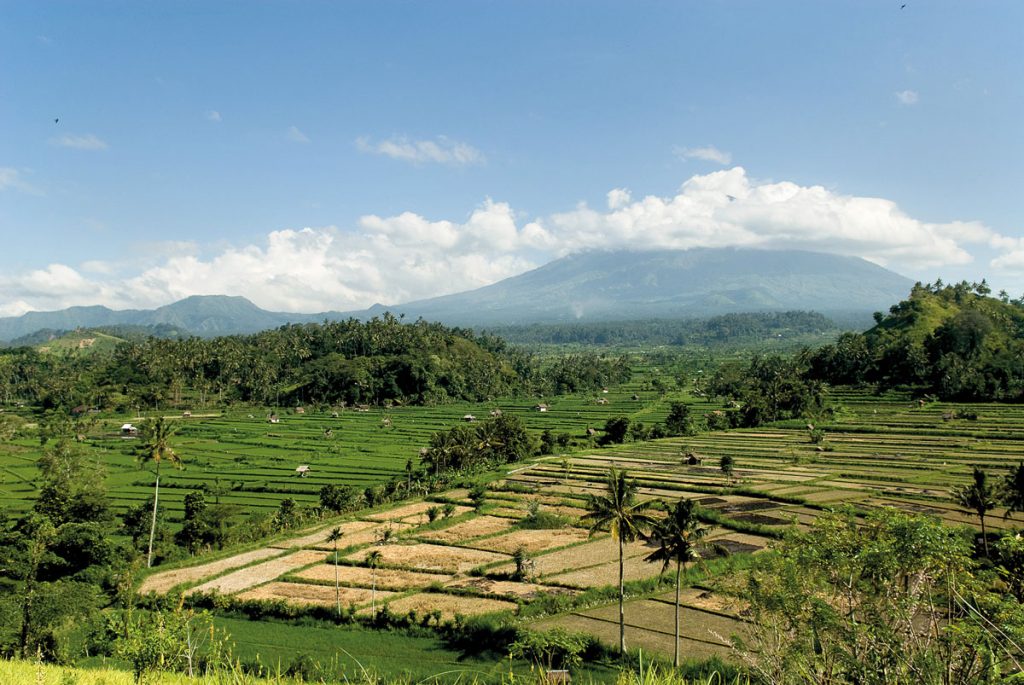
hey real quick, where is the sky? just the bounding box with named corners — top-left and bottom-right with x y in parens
top-left (1, 0), bottom-right (1022, 316)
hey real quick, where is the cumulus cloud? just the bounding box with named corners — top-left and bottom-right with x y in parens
top-left (286, 126), bottom-right (310, 143)
top-left (205, 110), bottom-right (222, 122)
top-left (675, 145), bottom-right (732, 165)
top-left (356, 135), bottom-right (485, 166)
top-left (50, 133), bottom-right (108, 150)
top-left (895, 89), bottom-right (919, 105)
top-left (2, 167), bottom-right (1013, 314)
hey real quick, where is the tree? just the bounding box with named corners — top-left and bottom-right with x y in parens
top-left (365, 549), bottom-right (383, 619)
top-left (644, 498), bottom-right (709, 668)
top-left (137, 417), bottom-right (181, 568)
top-left (665, 402), bottom-right (694, 437)
top-left (720, 454), bottom-right (735, 483)
top-left (599, 416), bottom-right (631, 446)
top-left (326, 527), bottom-right (343, 616)
top-left (580, 469), bottom-right (658, 656)
top-left (739, 508), bottom-right (1019, 684)
top-left (953, 466), bottom-right (999, 556)
top-left (1004, 461), bottom-right (1024, 518)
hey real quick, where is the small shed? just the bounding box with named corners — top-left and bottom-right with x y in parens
top-left (596, 397), bottom-right (608, 405)
top-left (489, 409), bottom-right (503, 417)
top-left (463, 414), bottom-right (476, 423)
top-left (534, 404), bottom-right (549, 412)
top-left (121, 423), bottom-right (138, 436)
top-left (295, 465), bottom-right (311, 477)
top-left (295, 407), bottom-right (306, 414)
top-left (182, 410), bottom-right (192, 418)
top-left (268, 414), bottom-right (280, 424)
top-left (631, 394), bottom-right (640, 401)
top-left (683, 452), bottom-right (704, 466)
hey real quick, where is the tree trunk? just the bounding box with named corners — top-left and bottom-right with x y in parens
top-left (147, 462), bottom-right (161, 568)
top-left (674, 560), bottom-right (681, 668)
top-left (334, 544), bottom-right (341, 616)
top-left (980, 513), bottom-right (989, 557)
top-left (618, 534), bottom-right (626, 656)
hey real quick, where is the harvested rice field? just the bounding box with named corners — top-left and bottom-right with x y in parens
top-left (294, 564), bottom-right (452, 591)
top-left (344, 542), bottom-right (509, 574)
top-left (189, 550), bottom-right (328, 595)
top-left (417, 515), bottom-right (516, 544)
top-left (236, 581), bottom-right (395, 608)
top-left (139, 547), bottom-right (284, 594)
top-left (370, 592), bottom-right (518, 620)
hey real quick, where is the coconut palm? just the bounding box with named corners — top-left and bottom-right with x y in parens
top-left (327, 527), bottom-right (343, 616)
top-left (365, 549), bottom-right (384, 618)
top-left (581, 468), bottom-right (658, 656)
top-left (954, 466), bottom-right (999, 556)
top-left (138, 417), bottom-right (181, 568)
top-left (644, 498), bottom-right (709, 668)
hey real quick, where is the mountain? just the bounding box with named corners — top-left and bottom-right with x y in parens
top-left (354, 248), bottom-right (914, 326)
top-left (0, 295), bottom-right (329, 342)
top-left (0, 249), bottom-right (914, 341)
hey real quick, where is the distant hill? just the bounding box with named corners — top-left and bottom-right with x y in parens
top-left (0, 249), bottom-right (913, 341)
top-left (0, 295), bottom-right (332, 342)
top-left (353, 248), bottom-right (914, 326)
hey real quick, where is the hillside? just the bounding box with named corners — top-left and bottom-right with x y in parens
top-left (355, 248), bottom-right (913, 326)
top-left (807, 281), bottom-right (1024, 400)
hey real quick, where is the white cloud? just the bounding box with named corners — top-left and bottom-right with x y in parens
top-left (356, 135), bottom-right (485, 166)
top-left (0, 167), bottom-right (41, 195)
top-left (2, 167), bottom-right (1013, 314)
top-left (675, 145), bottom-right (732, 165)
top-left (286, 126), bottom-right (310, 143)
top-left (205, 110), bottom-right (222, 122)
top-left (50, 133), bottom-right (108, 150)
top-left (895, 89), bottom-right (919, 105)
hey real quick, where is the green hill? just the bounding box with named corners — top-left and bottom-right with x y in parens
top-left (808, 280), bottom-right (1024, 400)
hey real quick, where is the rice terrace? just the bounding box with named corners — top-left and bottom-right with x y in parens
top-left (4, 3), bottom-right (1024, 683)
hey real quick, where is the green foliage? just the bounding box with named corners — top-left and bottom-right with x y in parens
top-left (708, 355), bottom-right (824, 427)
top-left (952, 466), bottom-right (1000, 556)
top-left (421, 414), bottom-right (537, 475)
top-left (508, 627), bottom-right (590, 671)
top-left (809, 281), bottom-right (1024, 401)
top-left (739, 507), bottom-right (1022, 684)
top-left (599, 416), bottom-right (631, 446)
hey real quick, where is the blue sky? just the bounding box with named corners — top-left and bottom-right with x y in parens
top-left (1, 1), bottom-right (1022, 314)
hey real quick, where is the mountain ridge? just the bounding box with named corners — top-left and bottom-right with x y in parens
top-left (0, 248), bottom-right (914, 341)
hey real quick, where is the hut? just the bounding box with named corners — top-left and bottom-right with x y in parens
top-left (489, 409), bottom-right (503, 417)
top-left (463, 414), bottom-right (476, 423)
top-left (295, 407), bottom-right (306, 414)
top-left (120, 423), bottom-right (138, 436)
top-left (533, 404), bottom-right (549, 413)
top-left (295, 465), bottom-right (311, 477)
top-left (268, 414), bottom-right (280, 424)
top-left (182, 410), bottom-right (192, 418)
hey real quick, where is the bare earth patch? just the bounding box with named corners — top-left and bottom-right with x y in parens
top-left (418, 515), bottom-right (515, 544)
top-left (345, 543), bottom-right (508, 574)
top-left (295, 564), bottom-right (452, 590)
top-left (474, 527), bottom-right (591, 555)
top-left (189, 550), bottom-right (328, 595)
top-left (139, 548), bottom-right (284, 594)
top-left (372, 592), bottom-right (517, 619)
top-left (445, 577), bottom-right (577, 601)
top-left (237, 581), bottom-right (395, 607)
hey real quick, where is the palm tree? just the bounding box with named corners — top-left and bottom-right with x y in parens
top-left (138, 417), bottom-right (181, 568)
top-left (581, 468), bottom-right (658, 656)
top-left (644, 499), bottom-right (709, 668)
top-left (954, 466), bottom-right (999, 556)
top-left (1004, 462), bottom-right (1024, 519)
top-left (365, 550), bottom-right (383, 618)
top-left (327, 527), bottom-right (343, 616)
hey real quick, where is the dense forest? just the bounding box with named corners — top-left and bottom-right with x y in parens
top-left (484, 311), bottom-right (838, 347)
top-left (0, 314), bottom-right (631, 411)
